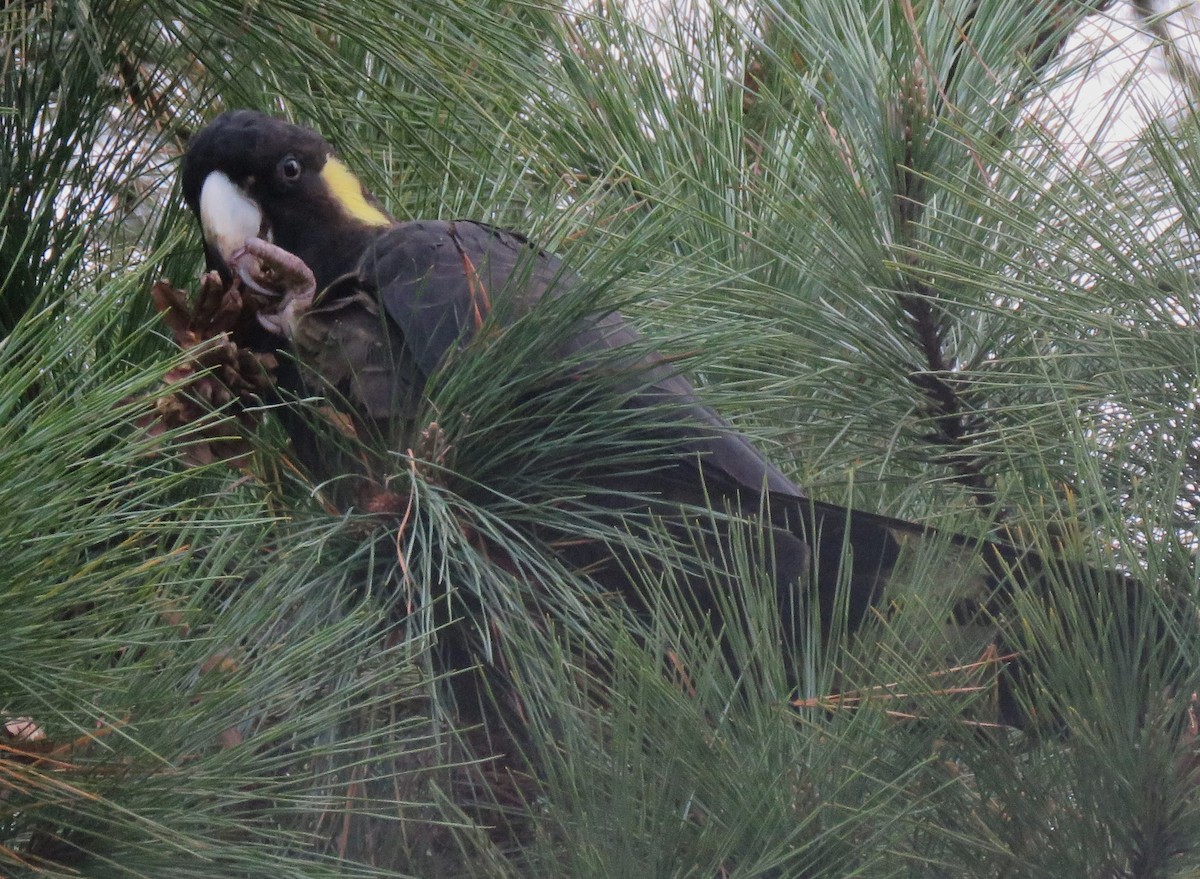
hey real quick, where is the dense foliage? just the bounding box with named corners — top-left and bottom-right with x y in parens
top-left (3, 0), bottom-right (1199, 875)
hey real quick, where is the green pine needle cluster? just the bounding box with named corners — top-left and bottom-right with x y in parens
top-left (3, 0), bottom-right (1199, 876)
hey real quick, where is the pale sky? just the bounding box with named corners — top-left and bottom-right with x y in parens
top-left (1027, 0), bottom-right (1197, 168)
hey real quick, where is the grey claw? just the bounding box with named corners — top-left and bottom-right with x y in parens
top-left (257, 311), bottom-right (286, 335)
top-left (237, 261), bottom-right (283, 298)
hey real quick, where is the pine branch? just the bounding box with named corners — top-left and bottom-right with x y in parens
top-left (891, 65), bottom-right (1000, 517)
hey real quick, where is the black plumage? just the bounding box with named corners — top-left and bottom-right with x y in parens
top-left (181, 111), bottom-right (1143, 718)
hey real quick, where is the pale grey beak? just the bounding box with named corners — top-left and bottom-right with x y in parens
top-left (198, 170), bottom-right (266, 271)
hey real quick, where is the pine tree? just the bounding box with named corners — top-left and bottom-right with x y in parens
top-left (3, 1), bottom-right (1198, 875)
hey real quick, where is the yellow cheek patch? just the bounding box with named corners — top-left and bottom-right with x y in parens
top-left (320, 156), bottom-right (391, 227)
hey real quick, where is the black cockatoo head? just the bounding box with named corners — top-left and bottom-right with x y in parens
top-left (181, 110), bottom-right (393, 289)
